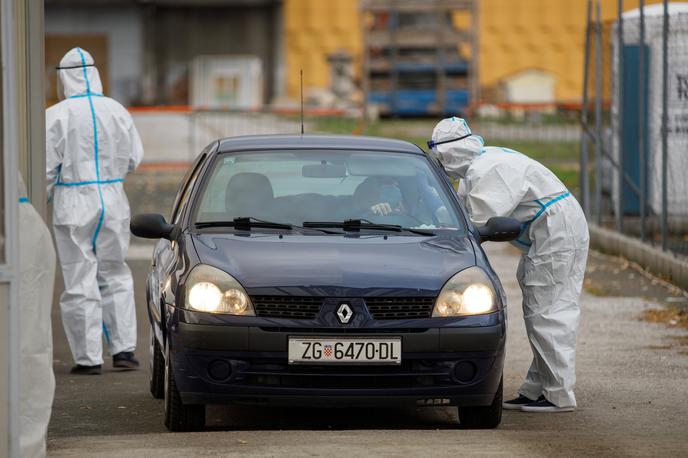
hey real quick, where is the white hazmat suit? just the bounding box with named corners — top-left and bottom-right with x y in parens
top-left (430, 117), bottom-right (589, 408)
top-left (46, 48), bottom-right (144, 367)
top-left (18, 175), bottom-right (56, 458)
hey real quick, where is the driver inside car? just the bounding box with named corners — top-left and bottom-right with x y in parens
top-left (354, 177), bottom-right (406, 217)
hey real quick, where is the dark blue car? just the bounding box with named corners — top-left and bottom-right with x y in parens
top-left (131, 135), bottom-right (521, 431)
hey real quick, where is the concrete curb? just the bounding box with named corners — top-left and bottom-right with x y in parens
top-left (589, 224), bottom-right (688, 290)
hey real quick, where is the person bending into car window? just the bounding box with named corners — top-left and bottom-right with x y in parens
top-left (46, 48), bottom-right (144, 375)
top-left (429, 117), bottom-right (589, 413)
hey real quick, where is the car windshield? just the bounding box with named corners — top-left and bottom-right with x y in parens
top-left (193, 150), bottom-right (464, 231)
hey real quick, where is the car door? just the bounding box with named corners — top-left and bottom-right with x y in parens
top-left (148, 144), bottom-right (215, 337)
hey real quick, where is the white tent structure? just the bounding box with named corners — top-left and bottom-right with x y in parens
top-left (1, 0), bottom-right (48, 456)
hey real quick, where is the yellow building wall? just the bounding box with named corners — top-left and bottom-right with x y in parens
top-left (284, 0), bottom-right (362, 99)
top-left (284, 0), bottom-right (673, 104)
top-left (480, 0), bottom-right (669, 103)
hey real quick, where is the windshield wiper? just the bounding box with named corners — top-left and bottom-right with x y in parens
top-left (195, 217), bottom-right (292, 230)
top-left (303, 219), bottom-right (435, 236)
top-left (195, 217), bottom-right (345, 234)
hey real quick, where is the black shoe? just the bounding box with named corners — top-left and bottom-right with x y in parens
top-left (502, 394), bottom-right (540, 410)
top-left (70, 364), bottom-right (102, 375)
top-left (113, 352), bottom-right (140, 370)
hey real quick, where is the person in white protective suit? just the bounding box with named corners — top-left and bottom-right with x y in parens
top-left (46, 47), bottom-right (144, 375)
top-left (429, 117), bottom-right (589, 412)
top-left (18, 175), bottom-right (56, 457)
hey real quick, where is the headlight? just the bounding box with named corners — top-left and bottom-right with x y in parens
top-left (433, 267), bottom-right (497, 317)
top-left (185, 264), bottom-right (254, 315)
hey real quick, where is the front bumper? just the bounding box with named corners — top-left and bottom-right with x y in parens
top-left (167, 308), bottom-right (506, 407)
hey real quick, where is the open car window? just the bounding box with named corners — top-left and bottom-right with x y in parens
top-left (193, 150), bottom-right (464, 232)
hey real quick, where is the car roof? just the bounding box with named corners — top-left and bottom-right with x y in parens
top-left (216, 134), bottom-right (425, 155)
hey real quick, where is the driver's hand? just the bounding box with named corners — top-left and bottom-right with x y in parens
top-left (370, 202), bottom-right (393, 216)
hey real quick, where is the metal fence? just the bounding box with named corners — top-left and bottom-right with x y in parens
top-left (580, 0), bottom-right (688, 256)
top-left (132, 108), bottom-right (361, 164)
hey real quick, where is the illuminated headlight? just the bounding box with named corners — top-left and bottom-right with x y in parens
top-left (185, 265), bottom-right (254, 315)
top-left (433, 267), bottom-right (497, 317)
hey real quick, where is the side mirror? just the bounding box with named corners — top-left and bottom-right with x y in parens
top-left (477, 217), bottom-right (521, 243)
top-left (131, 213), bottom-right (175, 240)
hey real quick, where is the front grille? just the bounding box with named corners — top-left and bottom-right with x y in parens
top-left (252, 296), bottom-right (323, 319)
top-left (250, 296), bottom-right (436, 320)
top-left (236, 359), bottom-right (456, 389)
top-left (365, 297), bottom-right (435, 320)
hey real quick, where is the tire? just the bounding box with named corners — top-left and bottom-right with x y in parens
top-left (163, 342), bottom-right (206, 431)
top-left (458, 377), bottom-right (503, 429)
top-left (149, 326), bottom-right (165, 399)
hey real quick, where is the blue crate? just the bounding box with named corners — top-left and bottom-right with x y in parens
top-left (369, 89), bottom-right (469, 116)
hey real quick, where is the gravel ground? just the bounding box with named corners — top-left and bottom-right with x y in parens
top-left (47, 237), bottom-right (688, 457)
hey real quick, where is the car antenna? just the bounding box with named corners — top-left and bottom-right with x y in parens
top-left (300, 68), bottom-right (305, 135)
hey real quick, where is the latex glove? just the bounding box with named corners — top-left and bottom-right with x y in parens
top-left (370, 202), bottom-right (393, 216)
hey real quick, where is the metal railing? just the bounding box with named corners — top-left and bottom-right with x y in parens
top-left (580, 0), bottom-right (688, 256)
top-left (131, 108), bottom-right (361, 164)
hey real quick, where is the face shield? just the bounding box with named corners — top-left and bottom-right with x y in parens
top-left (426, 132), bottom-right (473, 151)
top-left (429, 117), bottom-right (483, 179)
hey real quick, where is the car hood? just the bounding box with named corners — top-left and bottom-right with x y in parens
top-left (191, 232), bottom-right (476, 296)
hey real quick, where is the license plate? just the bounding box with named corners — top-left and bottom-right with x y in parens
top-left (288, 337), bottom-right (402, 365)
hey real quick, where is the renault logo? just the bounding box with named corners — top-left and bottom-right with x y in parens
top-left (337, 303), bottom-right (353, 324)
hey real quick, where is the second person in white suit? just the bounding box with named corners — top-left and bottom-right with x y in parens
top-left (46, 47), bottom-right (144, 374)
top-left (429, 117), bottom-right (589, 412)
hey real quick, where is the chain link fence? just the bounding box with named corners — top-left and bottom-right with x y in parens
top-left (581, 0), bottom-right (688, 257)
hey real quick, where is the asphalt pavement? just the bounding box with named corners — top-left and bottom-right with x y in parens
top-left (47, 242), bottom-right (688, 457)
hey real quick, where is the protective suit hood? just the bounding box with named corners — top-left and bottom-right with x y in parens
top-left (430, 117), bottom-right (483, 179)
top-left (57, 47), bottom-right (103, 99)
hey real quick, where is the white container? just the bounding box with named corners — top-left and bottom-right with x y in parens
top-left (190, 55), bottom-right (263, 110)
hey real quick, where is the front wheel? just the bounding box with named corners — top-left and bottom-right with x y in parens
top-left (163, 342), bottom-right (205, 431)
top-left (458, 377), bottom-right (503, 429)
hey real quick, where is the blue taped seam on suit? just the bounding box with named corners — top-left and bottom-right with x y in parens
top-left (56, 178), bottom-right (124, 187)
top-left (76, 47), bottom-right (106, 254)
top-left (69, 93), bottom-right (103, 99)
top-left (461, 118), bottom-right (471, 134)
top-left (102, 322), bottom-right (111, 346)
top-left (525, 192), bottom-right (571, 224)
top-left (515, 192), bottom-right (572, 248)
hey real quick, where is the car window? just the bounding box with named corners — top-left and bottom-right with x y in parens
top-left (171, 152), bottom-right (208, 223)
top-left (171, 153), bottom-right (208, 224)
top-left (193, 150), bottom-right (463, 231)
